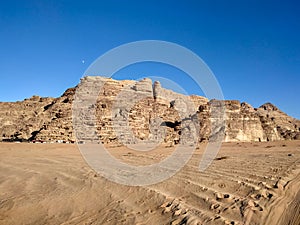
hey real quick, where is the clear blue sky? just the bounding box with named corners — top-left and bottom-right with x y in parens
top-left (0, 0), bottom-right (299, 118)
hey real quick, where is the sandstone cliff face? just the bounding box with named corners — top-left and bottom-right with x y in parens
top-left (0, 76), bottom-right (299, 143)
top-left (0, 89), bottom-right (75, 142)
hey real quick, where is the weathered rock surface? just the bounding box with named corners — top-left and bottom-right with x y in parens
top-left (0, 76), bottom-right (299, 144)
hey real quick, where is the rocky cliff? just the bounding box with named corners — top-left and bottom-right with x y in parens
top-left (0, 76), bottom-right (299, 144)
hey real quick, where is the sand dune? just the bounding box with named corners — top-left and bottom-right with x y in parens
top-left (0, 141), bottom-right (299, 225)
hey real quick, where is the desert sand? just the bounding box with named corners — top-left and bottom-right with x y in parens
top-left (0, 141), bottom-right (299, 225)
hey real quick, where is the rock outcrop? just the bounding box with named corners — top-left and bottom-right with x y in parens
top-left (0, 76), bottom-right (299, 144)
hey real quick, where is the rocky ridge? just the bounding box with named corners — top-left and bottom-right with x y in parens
top-left (0, 76), bottom-right (299, 144)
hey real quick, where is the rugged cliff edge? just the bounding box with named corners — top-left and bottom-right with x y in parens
top-left (0, 76), bottom-right (299, 143)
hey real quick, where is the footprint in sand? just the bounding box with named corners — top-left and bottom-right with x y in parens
top-left (216, 192), bottom-right (232, 202)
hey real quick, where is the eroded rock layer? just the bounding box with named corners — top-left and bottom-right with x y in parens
top-left (0, 76), bottom-right (299, 143)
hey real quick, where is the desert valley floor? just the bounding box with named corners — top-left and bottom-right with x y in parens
top-left (0, 141), bottom-right (299, 225)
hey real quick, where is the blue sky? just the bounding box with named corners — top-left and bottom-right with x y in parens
top-left (0, 0), bottom-right (299, 118)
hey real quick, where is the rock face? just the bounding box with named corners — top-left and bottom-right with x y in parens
top-left (0, 76), bottom-right (299, 144)
top-left (0, 88), bottom-right (75, 143)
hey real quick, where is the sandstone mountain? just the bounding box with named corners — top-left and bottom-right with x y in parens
top-left (0, 76), bottom-right (299, 144)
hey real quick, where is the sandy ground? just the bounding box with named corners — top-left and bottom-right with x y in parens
top-left (0, 141), bottom-right (299, 225)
